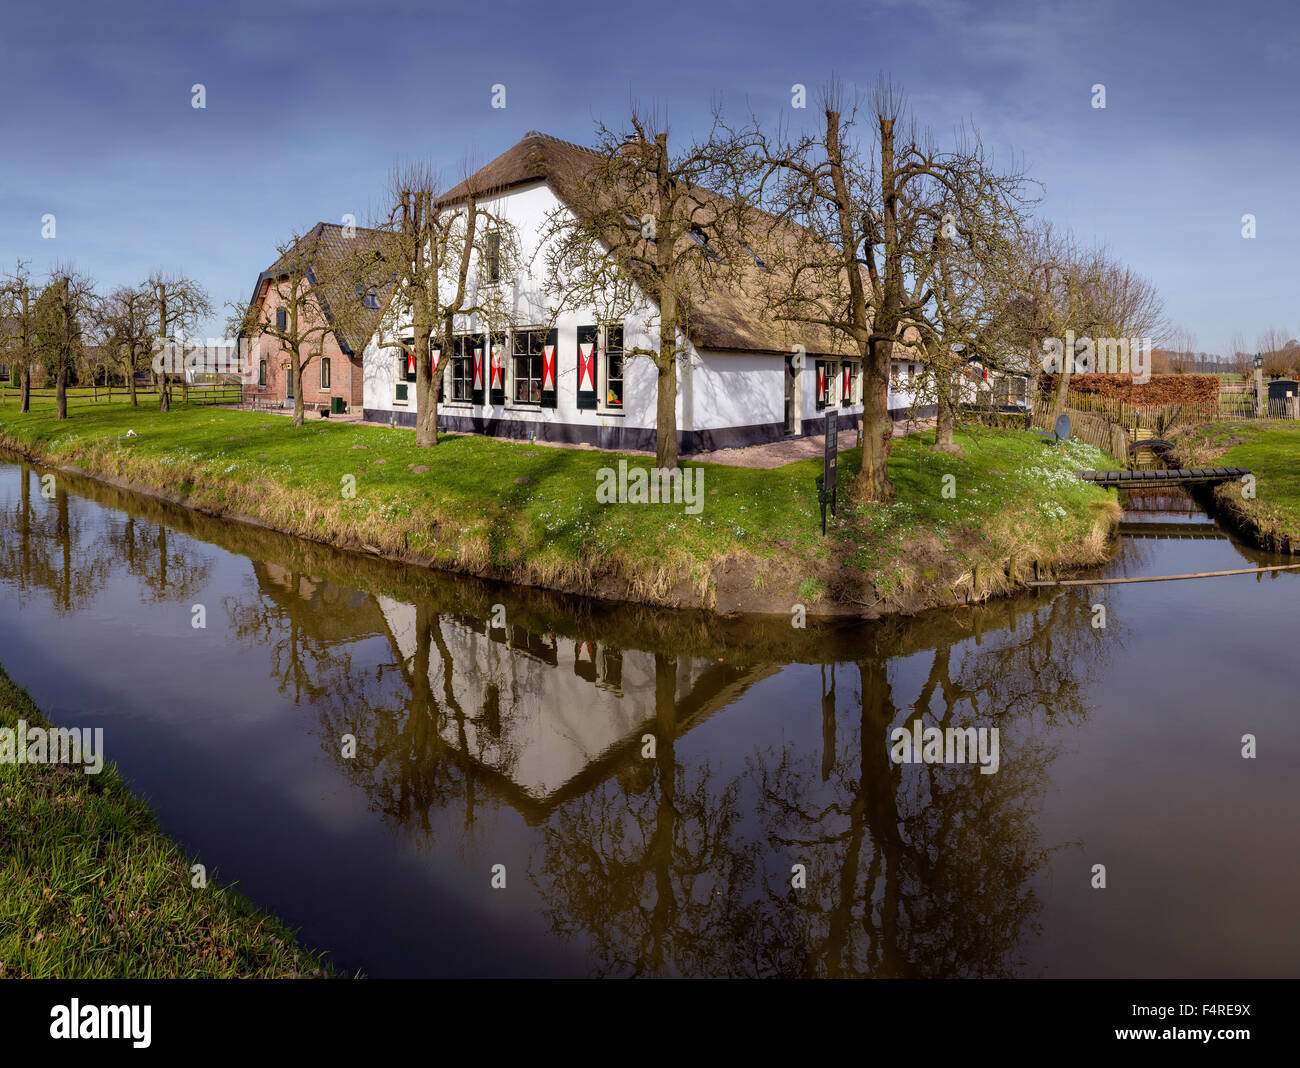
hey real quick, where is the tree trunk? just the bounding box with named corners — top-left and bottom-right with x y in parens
top-left (127, 362), bottom-right (137, 406)
top-left (655, 355), bottom-right (678, 469)
top-left (159, 374), bottom-right (170, 413)
top-left (20, 364), bottom-right (30, 413)
top-left (291, 355), bottom-right (304, 427)
top-left (414, 323), bottom-right (437, 447)
top-left (932, 364), bottom-right (962, 454)
top-left (853, 339), bottom-right (895, 501)
top-left (56, 367), bottom-right (68, 420)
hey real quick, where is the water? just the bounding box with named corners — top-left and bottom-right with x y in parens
top-left (0, 459), bottom-right (1296, 977)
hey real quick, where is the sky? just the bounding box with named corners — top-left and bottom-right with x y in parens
top-left (1, 0), bottom-right (1297, 354)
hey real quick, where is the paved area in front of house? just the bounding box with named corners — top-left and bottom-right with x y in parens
top-left (684, 417), bottom-right (935, 469)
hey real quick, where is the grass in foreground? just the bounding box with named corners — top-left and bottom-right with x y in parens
top-left (1183, 420), bottom-right (1300, 551)
top-left (0, 665), bottom-right (333, 978)
top-left (0, 393), bottom-right (1119, 611)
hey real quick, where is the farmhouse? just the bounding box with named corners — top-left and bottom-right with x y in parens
top-left (361, 132), bottom-right (927, 450)
top-left (242, 222), bottom-right (392, 413)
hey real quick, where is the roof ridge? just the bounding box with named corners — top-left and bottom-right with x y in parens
top-left (521, 130), bottom-right (598, 155)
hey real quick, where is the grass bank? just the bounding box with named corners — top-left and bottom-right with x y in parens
top-left (0, 394), bottom-right (1120, 616)
top-left (0, 665), bottom-right (333, 977)
top-left (1179, 420), bottom-right (1300, 552)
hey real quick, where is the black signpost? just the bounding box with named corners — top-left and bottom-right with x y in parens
top-left (820, 409), bottom-right (838, 534)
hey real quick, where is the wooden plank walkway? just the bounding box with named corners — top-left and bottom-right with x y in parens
top-left (1076, 466), bottom-right (1250, 487)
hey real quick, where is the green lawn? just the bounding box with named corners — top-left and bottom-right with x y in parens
top-left (0, 393), bottom-right (1120, 612)
top-left (0, 665), bottom-right (334, 978)
top-left (1186, 420), bottom-right (1300, 551)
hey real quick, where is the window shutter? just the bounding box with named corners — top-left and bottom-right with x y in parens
top-left (816, 361), bottom-right (827, 411)
top-left (576, 325), bottom-right (598, 410)
top-left (430, 340), bottom-right (444, 403)
top-left (540, 328), bottom-right (558, 409)
top-left (471, 333), bottom-right (485, 405)
top-left (489, 332), bottom-right (506, 406)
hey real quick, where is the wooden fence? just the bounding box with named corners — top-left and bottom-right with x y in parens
top-left (1032, 404), bottom-right (1129, 457)
top-left (0, 382), bottom-right (244, 408)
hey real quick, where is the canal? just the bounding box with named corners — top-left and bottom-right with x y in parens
top-left (0, 458), bottom-right (1296, 977)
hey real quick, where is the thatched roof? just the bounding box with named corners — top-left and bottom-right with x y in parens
top-left (440, 131), bottom-right (850, 357)
top-left (251, 222), bottom-right (394, 356)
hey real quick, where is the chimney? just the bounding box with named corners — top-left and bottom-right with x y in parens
top-left (620, 134), bottom-right (649, 158)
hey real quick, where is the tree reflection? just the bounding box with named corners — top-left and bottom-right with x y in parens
top-left (530, 654), bottom-right (769, 977)
top-left (748, 588), bottom-right (1111, 977)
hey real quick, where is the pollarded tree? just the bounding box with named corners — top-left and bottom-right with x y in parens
top-left (541, 108), bottom-right (760, 469)
top-left (146, 272), bottom-right (212, 413)
top-left (757, 81), bottom-right (1033, 501)
top-left (99, 284), bottom-right (155, 406)
top-left (360, 162), bottom-right (521, 447)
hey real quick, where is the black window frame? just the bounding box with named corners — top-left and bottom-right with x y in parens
top-left (258, 359), bottom-right (267, 387)
top-left (320, 356), bottom-right (331, 391)
top-left (275, 307), bottom-right (287, 331)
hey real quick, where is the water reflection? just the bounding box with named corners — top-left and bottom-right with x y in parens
top-left (1, 459), bottom-right (1290, 977)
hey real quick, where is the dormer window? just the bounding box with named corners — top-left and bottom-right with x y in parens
top-left (688, 226), bottom-right (723, 262)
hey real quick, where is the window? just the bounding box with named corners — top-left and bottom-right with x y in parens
top-left (320, 357), bottom-right (331, 390)
top-left (906, 363), bottom-right (916, 385)
top-left (258, 360), bottom-right (267, 387)
top-left (841, 361), bottom-right (857, 406)
top-left (275, 308), bottom-right (287, 332)
top-left (688, 226), bottom-right (723, 262)
top-left (450, 335), bottom-right (473, 402)
top-left (286, 367), bottom-right (295, 400)
top-left (602, 324), bottom-right (624, 410)
top-left (743, 244), bottom-right (771, 272)
top-left (356, 283), bottom-right (380, 309)
top-left (815, 360), bottom-right (835, 410)
top-left (513, 329), bottom-right (545, 404)
top-left (395, 345), bottom-right (415, 404)
top-left (486, 231), bottom-right (501, 283)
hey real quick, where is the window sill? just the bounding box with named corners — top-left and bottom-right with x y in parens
top-left (596, 407), bottom-right (626, 417)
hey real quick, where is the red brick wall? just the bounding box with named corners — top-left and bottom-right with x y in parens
top-left (248, 280), bottom-right (364, 410)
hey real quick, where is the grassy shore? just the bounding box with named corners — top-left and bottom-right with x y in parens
top-left (0, 665), bottom-right (333, 978)
top-left (0, 392), bottom-right (1120, 615)
top-left (1180, 420), bottom-right (1300, 552)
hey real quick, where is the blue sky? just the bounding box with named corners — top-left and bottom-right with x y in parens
top-left (2, 0), bottom-right (1296, 353)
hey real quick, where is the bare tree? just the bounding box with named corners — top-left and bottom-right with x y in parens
top-left (541, 108), bottom-right (759, 469)
top-left (230, 229), bottom-right (370, 427)
top-left (0, 261), bottom-right (37, 412)
top-left (99, 284), bottom-right (155, 406)
top-left (757, 81), bottom-right (1035, 499)
top-left (146, 272), bottom-right (212, 412)
top-left (1258, 326), bottom-right (1290, 378)
top-left (363, 161), bottom-right (520, 447)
